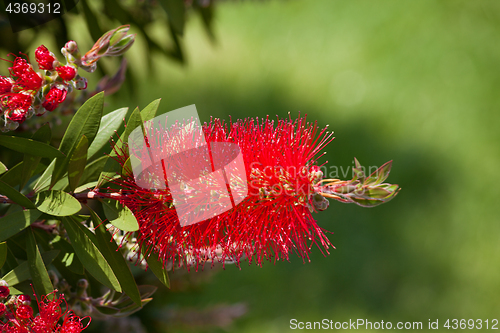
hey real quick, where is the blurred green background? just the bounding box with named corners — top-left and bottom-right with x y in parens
top-left (5, 0), bottom-right (500, 331)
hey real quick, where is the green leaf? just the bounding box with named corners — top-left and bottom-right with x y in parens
top-left (144, 250), bottom-right (170, 288)
top-left (88, 107), bottom-right (128, 160)
top-left (20, 124), bottom-right (52, 190)
top-left (363, 187), bottom-right (393, 200)
top-left (159, 0), bottom-right (186, 35)
top-left (62, 216), bottom-right (121, 292)
top-left (0, 210), bottom-right (42, 242)
top-left (91, 210), bottom-right (141, 306)
top-left (50, 235), bottom-right (84, 274)
top-left (33, 159), bottom-right (55, 193)
top-left (365, 160), bottom-right (393, 186)
top-left (80, 0), bottom-right (103, 42)
top-left (34, 190), bottom-right (82, 216)
top-left (122, 106), bottom-right (143, 148)
top-left (0, 135), bottom-right (65, 159)
top-left (68, 135), bottom-right (89, 192)
top-left (0, 242), bottom-right (7, 270)
top-left (27, 228), bottom-right (54, 296)
top-left (75, 155), bottom-right (108, 189)
top-left (0, 162), bottom-right (47, 188)
top-left (52, 92), bottom-right (104, 187)
top-left (1, 250), bottom-right (59, 286)
top-left (97, 106), bottom-right (142, 187)
top-left (351, 197), bottom-right (387, 208)
top-left (0, 180), bottom-right (36, 208)
top-left (101, 199), bottom-right (139, 232)
top-left (140, 99), bottom-right (161, 122)
top-left (0, 161), bottom-right (7, 175)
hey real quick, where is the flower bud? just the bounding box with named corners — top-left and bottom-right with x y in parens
top-left (0, 286), bottom-right (9, 299)
top-left (35, 45), bottom-right (57, 70)
top-left (17, 294), bottom-right (31, 306)
top-left (42, 85), bottom-right (67, 111)
top-left (0, 303), bottom-right (6, 316)
top-left (56, 65), bottom-right (77, 81)
top-left (81, 25), bottom-right (135, 67)
top-left (0, 76), bottom-right (14, 94)
top-left (73, 75), bottom-right (88, 90)
top-left (64, 40), bottom-right (78, 54)
top-left (16, 304), bottom-right (33, 319)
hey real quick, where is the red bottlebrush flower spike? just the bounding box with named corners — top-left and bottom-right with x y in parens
top-left (56, 66), bottom-right (76, 81)
top-left (9, 57), bottom-right (43, 92)
top-left (35, 45), bottom-right (56, 70)
top-left (110, 114), bottom-right (335, 268)
top-left (42, 86), bottom-right (67, 111)
top-left (0, 285), bottom-right (91, 333)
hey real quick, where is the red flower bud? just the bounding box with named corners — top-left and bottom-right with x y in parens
top-left (35, 45), bottom-right (56, 70)
top-left (0, 285), bottom-right (9, 298)
top-left (0, 76), bottom-right (13, 94)
top-left (17, 294), bottom-right (31, 306)
top-left (2, 93), bottom-right (32, 124)
top-left (56, 66), bottom-right (76, 81)
top-left (9, 57), bottom-right (43, 92)
top-left (42, 86), bottom-right (67, 112)
top-left (0, 303), bottom-right (6, 316)
top-left (8, 109), bottom-right (27, 123)
top-left (16, 304), bottom-right (33, 320)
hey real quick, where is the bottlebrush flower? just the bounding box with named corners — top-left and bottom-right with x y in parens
top-left (42, 85), bottom-right (67, 112)
top-left (8, 57), bottom-right (43, 92)
top-left (0, 285), bottom-right (91, 333)
top-left (35, 45), bottom-right (57, 70)
top-left (108, 114), bottom-right (338, 269)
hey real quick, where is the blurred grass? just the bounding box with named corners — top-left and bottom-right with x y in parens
top-left (99, 0), bottom-right (500, 332)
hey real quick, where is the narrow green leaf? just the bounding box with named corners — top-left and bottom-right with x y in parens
top-left (363, 187), bottom-right (393, 200)
top-left (140, 99), bottom-right (161, 122)
top-left (0, 135), bottom-right (64, 159)
top-left (27, 228), bottom-right (54, 296)
top-left (0, 180), bottom-right (36, 208)
top-left (20, 124), bottom-right (52, 190)
top-left (0, 161), bottom-right (7, 175)
top-left (87, 107), bottom-right (128, 160)
top-left (0, 242), bottom-right (7, 270)
top-left (1, 162), bottom-right (47, 188)
top-left (50, 235), bottom-right (84, 274)
top-left (101, 199), bottom-right (139, 232)
top-left (33, 159), bottom-right (55, 192)
top-left (62, 217), bottom-right (122, 292)
top-left (159, 0), bottom-right (185, 35)
top-left (74, 155), bottom-right (108, 189)
top-left (74, 181), bottom-right (98, 193)
top-left (144, 250), bottom-right (170, 288)
top-left (2, 247), bottom-right (18, 273)
top-left (97, 107), bottom-right (142, 187)
top-left (1, 250), bottom-right (59, 286)
top-left (91, 210), bottom-right (141, 306)
top-left (52, 92), bottom-right (104, 187)
top-left (365, 160), bottom-right (393, 186)
top-left (122, 106), bottom-right (143, 148)
top-left (34, 190), bottom-right (82, 216)
top-left (68, 135), bottom-right (89, 192)
top-left (80, 0), bottom-right (102, 42)
top-left (0, 210), bottom-right (42, 242)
